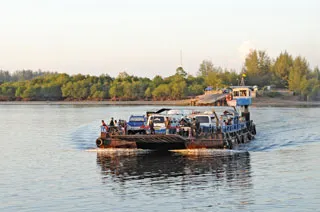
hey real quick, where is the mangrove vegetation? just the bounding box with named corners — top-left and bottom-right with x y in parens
top-left (0, 50), bottom-right (319, 101)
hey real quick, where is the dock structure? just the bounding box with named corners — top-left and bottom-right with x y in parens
top-left (193, 93), bottom-right (229, 106)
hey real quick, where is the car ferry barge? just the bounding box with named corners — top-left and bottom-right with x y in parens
top-left (95, 86), bottom-right (257, 150)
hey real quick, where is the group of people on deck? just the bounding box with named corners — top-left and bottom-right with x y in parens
top-left (150, 116), bottom-right (201, 137)
top-left (178, 117), bottom-right (201, 137)
top-left (146, 116), bottom-right (176, 135)
top-left (101, 112), bottom-right (244, 137)
top-left (219, 112), bottom-right (245, 128)
top-left (219, 116), bottom-right (233, 126)
top-left (101, 118), bottom-right (126, 133)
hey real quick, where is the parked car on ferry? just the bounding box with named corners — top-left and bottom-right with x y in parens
top-left (146, 114), bottom-right (166, 134)
top-left (126, 115), bottom-right (147, 134)
top-left (193, 114), bottom-right (216, 128)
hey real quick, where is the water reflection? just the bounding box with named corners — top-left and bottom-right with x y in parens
top-left (96, 150), bottom-right (252, 189)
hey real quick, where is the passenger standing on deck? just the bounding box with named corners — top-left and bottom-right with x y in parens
top-left (219, 116), bottom-right (225, 126)
top-left (115, 120), bottom-right (121, 133)
top-left (191, 118), bottom-right (197, 137)
top-left (219, 116), bottom-right (222, 126)
top-left (123, 120), bottom-right (127, 135)
top-left (195, 118), bottom-right (200, 136)
top-left (101, 120), bottom-right (108, 131)
top-left (179, 117), bottom-right (187, 136)
top-left (109, 117), bottom-right (115, 126)
top-left (227, 118), bottom-right (232, 125)
top-left (165, 117), bottom-right (171, 135)
top-left (149, 119), bottom-right (155, 134)
top-left (179, 117), bottom-right (187, 127)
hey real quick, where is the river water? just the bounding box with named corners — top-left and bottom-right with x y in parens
top-left (0, 105), bottom-right (319, 211)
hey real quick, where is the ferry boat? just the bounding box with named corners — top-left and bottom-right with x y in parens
top-left (95, 86), bottom-right (257, 150)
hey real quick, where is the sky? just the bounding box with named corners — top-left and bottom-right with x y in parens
top-left (0, 0), bottom-right (319, 78)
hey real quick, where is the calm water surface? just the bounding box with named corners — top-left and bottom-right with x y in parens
top-left (0, 105), bottom-right (319, 211)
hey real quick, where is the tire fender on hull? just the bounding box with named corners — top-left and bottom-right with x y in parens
top-left (96, 138), bottom-right (104, 147)
top-left (236, 133), bottom-right (241, 144)
top-left (252, 125), bottom-right (257, 135)
top-left (241, 134), bottom-right (245, 143)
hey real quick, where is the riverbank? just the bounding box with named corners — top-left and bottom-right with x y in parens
top-left (0, 100), bottom-right (190, 106)
top-left (1, 97), bottom-right (320, 107)
top-left (252, 96), bottom-right (320, 107)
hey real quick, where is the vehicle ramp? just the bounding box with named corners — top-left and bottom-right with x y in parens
top-left (112, 134), bottom-right (187, 150)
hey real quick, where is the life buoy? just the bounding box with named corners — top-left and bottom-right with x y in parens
top-left (226, 94), bottom-right (232, 101)
top-left (241, 134), bottom-right (245, 143)
top-left (243, 134), bottom-right (248, 143)
top-left (227, 138), bottom-right (233, 149)
top-left (96, 138), bottom-right (104, 147)
top-left (225, 133), bottom-right (233, 149)
top-left (236, 133), bottom-right (241, 144)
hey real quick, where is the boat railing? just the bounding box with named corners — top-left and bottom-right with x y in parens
top-left (100, 122), bottom-right (249, 135)
top-left (198, 122), bottom-right (247, 134)
top-left (222, 122), bottom-right (247, 133)
top-left (100, 125), bottom-right (122, 132)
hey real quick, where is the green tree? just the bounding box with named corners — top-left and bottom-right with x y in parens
top-left (41, 84), bottom-right (62, 100)
top-left (219, 70), bottom-right (239, 87)
top-left (122, 81), bottom-right (133, 99)
top-left (73, 74), bottom-right (86, 82)
top-left (1, 85), bottom-right (16, 99)
top-left (205, 71), bottom-right (223, 89)
top-left (61, 82), bottom-right (73, 99)
top-left (152, 84), bottom-right (170, 100)
top-left (22, 87), bottom-right (37, 99)
top-left (152, 75), bottom-right (164, 87)
top-left (144, 87), bottom-right (152, 98)
top-left (176, 66), bottom-right (187, 78)
top-left (109, 82), bottom-right (124, 99)
top-left (272, 51), bottom-right (293, 88)
top-left (0, 70), bottom-right (11, 83)
top-left (244, 50), bottom-right (272, 87)
top-left (288, 56), bottom-right (310, 93)
top-left (187, 84), bottom-right (204, 96)
top-left (198, 60), bottom-right (214, 76)
top-left (312, 66), bottom-right (320, 80)
top-left (169, 75), bottom-right (187, 99)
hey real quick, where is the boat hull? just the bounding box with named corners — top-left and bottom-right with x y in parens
top-left (96, 137), bottom-right (137, 149)
top-left (95, 129), bottom-right (255, 150)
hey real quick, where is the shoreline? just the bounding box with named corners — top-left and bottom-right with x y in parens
top-left (1, 97), bottom-right (320, 107)
top-left (0, 100), bottom-right (190, 106)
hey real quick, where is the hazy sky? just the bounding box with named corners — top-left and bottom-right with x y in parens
top-left (0, 0), bottom-right (319, 78)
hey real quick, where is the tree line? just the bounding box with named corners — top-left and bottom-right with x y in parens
top-left (0, 70), bottom-right (55, 83)
top-left (244, 50), bottom-right (320, 100)
top-left (0, 49), bottom-right (319, 101)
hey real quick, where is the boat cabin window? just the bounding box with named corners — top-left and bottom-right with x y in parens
top-left (240, 90), bottom-right (247, 96)
top-left (233, 88), bottom-right (252, 98)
